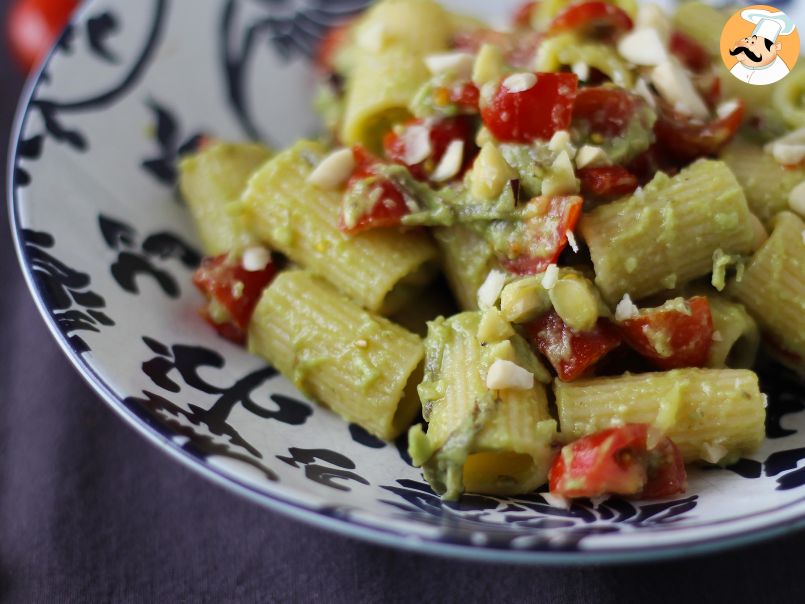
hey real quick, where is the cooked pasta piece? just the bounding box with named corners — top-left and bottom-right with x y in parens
top-left (705, 295), bottom-right (760, 369)
top-left (535, 33), bottom-right (633, 88)
top-left (248, 270), bottom-right (423, 440)
top-left (434, 225), bottom-right (499, 311)
top-left (179, 142), bottom-right (272, 255)
top-left (731, 211), bottom-right (805, 370)
top-left (772, 65), bottom-right (805, 129)
top-left (353, 0), bottom-right (452, 55)
top-left (670, 1), bottom-right (724, 57)
top-left (408, 312), bottom-right (556, 500)
top-left (341, 51), bottom-right (432, 151)
top-left (241, 140), bottom-right (438, 314)
top-left (579, 159), bottom-right (756, 303)
top-left (530, 0), bottom-right (637, 29)
top-left (554, 368), bottom-right (766, 464)
top-left (720, 140), bottom-right (805, 228)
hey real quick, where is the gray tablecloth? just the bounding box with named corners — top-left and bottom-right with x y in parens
top-left (2, 3), bottom-right (805, 601)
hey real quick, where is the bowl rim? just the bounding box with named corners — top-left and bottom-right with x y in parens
top-left (7, 0), bottom-right (805, 565)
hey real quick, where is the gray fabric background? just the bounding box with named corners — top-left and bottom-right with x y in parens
top-left (1, 1), bottom-right (805, 601)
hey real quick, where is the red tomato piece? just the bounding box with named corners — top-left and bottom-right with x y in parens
top-left (618, 296), bottom-right (714, 370)
top-left (512, 1), bottom-right (539, 28)
top-left (525, 312), bottom-right (622, 381)
top-left (192, 253), bottom-right (277, 345)
top-left (548, 1), bottom-right (633, 40)
top-left (383, 116), bottom-right (477, 181)
top-left (641, 436), bottom-right (687, 499)
top-left (550, 425), bottom-right (649, 498)
top-left (450, 82), bottom-right (481, 112)
top-left (8, 0), bottom-right (78, 72)
top-left (500, 196), bottom-right (583, 275)
top-left (577, 166), bottom-right (638, 198)
top-left (481, 73), bottom-right (578, 143)
top-left (573, 86), bottom-right (644, 137)
top-left (338, 146), bottom-right (410, 234)
top-left (653, 99), bottom-right (745, 162)
top-left (314, 19), bottom-right (354, 73)
top-left (430, 81), bottom-right (481, 115)
top-left (669, 30), bottom-right (710, 73)
top-left (549, 424), bottom-right (687, 499)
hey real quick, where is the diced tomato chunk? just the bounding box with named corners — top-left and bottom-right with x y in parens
top-left (192, 253), bottom-right (277, 344)
top-left (573, 86), bottom-right (644, 137)
top-left (549, 424), bottom-right (687, 499)
top-left (577, 166), bottom-right (638, 198)
top-left (654, 99), bottom-right (744, 162)
top-left (481, 72), bottom-right (578, 143)
top-left (641, 436), bottom-right (687, 499)
top-left (547, 1), bottom-right (633, 40)
top-left (338, 146), bottom-right (411, 234)
top-left (449, 82), bottom-right (481, 112)
top-left (512, 1), bottom-right (539, 28)
top-left (617, 296), bottom-right (714, 370)
top-left (669, 30), bottom-right (710, 73)
top-left (500, 196), bottom-right (583, 275)
top-left (383, 116), bottom-right (477, 182)
top-left (315, 19), bottom-right (354, 73)
top-left (525, 312), bottom-right (621, 381)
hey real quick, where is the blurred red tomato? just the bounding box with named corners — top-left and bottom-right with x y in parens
top-left (8, 0), bottom-right (78, 72)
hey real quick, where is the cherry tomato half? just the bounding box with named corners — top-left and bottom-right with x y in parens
top-left (193, 253), bottom-right (277, 345)
top-left (526, 311), bottom-right (622, 381)
top-left (499, 196), bottom-right (583, 275)
top-left (548, 1), bottom-right (633, 41)
top-left (481, 72), bottom-right (578, 143)
top-left (338, 146), bottom-right (411, 234)
top-left (550, 424), bottom-right (687, 499)
top-left (577, 166), bottom-right (639, 199)
top-left (617, 296), bottom-right (714, 370)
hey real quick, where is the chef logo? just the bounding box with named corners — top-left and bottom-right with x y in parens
top-left (720, 5), bottom-right (798, 86)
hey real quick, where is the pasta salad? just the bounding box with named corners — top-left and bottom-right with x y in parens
top-left (179, 0), bottom-right (805, 502)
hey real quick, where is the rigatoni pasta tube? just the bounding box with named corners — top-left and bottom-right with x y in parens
top-left (179, 142), bottom-right (271, 255)
top-left (705, 296), bottom-right (760, 369)
top-left (554, 368), bottom-right (766, 464)
top-left (731, 211), bottom-right (805, 369)
top-left (434, 225), bottom-right (499, 311)
top-left (241, 140), bottom-right (438, 315)
top-left (340, 46), bottom-right (432, 151)
top-left (720, 140), bottom-right (805, 228)
top-left (408, 312), bottom-right (556, 500)
top-left (579, 159), bottom-right (756, 304)
top-left (352, 0), bottom-right (452, 56)
top-left (248, 270), bottom-right (423, 441)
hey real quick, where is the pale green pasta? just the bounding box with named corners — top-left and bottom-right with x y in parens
top-left (772, 65), bottom-right (805, 129)
top-left (534, 33), bottom-right (634, 88)
top-left (249, 270), bottom-right (424, 440)
top-left (580, 160), bottom-right (756, 303)
top-left (340, 47), bottom-right (432, 151)
top-left (434, 225), bottom-right (499, 311)
top-left (721, 140), bottom-right (805, 228)
top-left (731, 212), bottom-right (805, 369)
top-left (179, 142), bottom-right (272, 255)
top-left (408, 312), bottom-right (556, 500)
top-left (554, 369), bottom-right (766, 464)
top-left (705, 295), bottom-right (760, 370)
top-left (241, 140), bottom-right (438, 314)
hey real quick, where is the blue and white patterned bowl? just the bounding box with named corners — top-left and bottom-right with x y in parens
top-left (8, 0), bottom-right (805, 564)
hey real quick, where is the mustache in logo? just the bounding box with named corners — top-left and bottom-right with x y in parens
top-left (730, 46), bottom-right (763, 62)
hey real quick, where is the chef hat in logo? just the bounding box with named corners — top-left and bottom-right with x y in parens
top-left (742, 8), bottom-right (796, 43)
